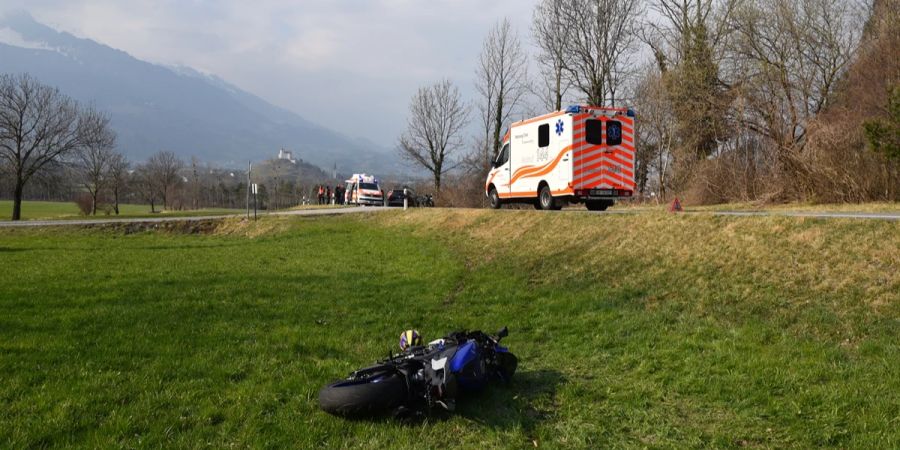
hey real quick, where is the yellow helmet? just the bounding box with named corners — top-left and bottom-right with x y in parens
top-left (399, 329), bottom-right (422, 351)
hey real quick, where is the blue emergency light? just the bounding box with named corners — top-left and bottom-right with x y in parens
top-left (565, 105), bottom-right (581, 114)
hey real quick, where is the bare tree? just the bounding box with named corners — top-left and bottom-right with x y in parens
top-left (145, 151), bottom-right (183, 210)
top-left (108, 153), bottom-right (129, 215)
top-left (644, 0), bottom-right (740, 66)
top-left (398, 80), bottom-right (470, 192)
top-left (559, 0), bottom-right (643, 106)
top-left (75, 109), bottom-right (117, 215)
top-left (189, 156), bottom-right (201, 210)
top-left (633, 68), bottom-right (678, 199)
top-left (730, 0), bottom-right (863, 161)
top-left (532, 0), bottom-right (573, 111)
top-left (133, 164), bottom-right (159, 213)
top-left (0, 74), bottom-right (92, 220)
top-left (641, 0), bottom-right (737, 189)
top-left (471, 19), bottom-right (530, 177)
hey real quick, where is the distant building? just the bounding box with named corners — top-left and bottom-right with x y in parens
top-left (278, 148), bottom-right (296, 164)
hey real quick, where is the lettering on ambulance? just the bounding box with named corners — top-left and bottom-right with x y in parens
top-left (510, 145), bottom-right (572, 187)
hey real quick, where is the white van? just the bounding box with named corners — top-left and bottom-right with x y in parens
top-left (345, 174), bottom-right (384, 206)
top-left (485, 105), bottom-right (635, 211)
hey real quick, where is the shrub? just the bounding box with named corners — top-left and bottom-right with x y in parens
top-left (73, 193), bottom-right (92, 216)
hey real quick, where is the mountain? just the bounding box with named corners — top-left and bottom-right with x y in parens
top-left (0, 11), bottom-right (398, 174)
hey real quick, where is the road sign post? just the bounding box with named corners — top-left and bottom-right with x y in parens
top-left (252, 183), bottom-right (258, 221)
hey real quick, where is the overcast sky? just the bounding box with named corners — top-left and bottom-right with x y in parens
top-left (4, 0), bottom-right (542, 147)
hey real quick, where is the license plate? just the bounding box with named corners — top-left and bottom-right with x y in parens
top-left (591, 189), bottom-right (615, 196)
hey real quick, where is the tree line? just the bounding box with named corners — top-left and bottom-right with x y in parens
top-left (0, 73), bottom-right (345, 220)
top-left (399, 0), bottom-right (899, 205)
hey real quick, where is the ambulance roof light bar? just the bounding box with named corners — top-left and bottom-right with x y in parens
top-left (565, 105), bottom-right (634, 116)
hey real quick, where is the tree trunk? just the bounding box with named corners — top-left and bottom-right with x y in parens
top-left (492, 97), bottom-right (504, 157)
top-left (555, 67), bottom-right (563, 111)
top-left (589, 85), bottom-right (604, 106)
top-left (11, 181), bottom-right (24, 221)
top-left (91, 191), bottom-right (98, 215)
top-left (113, 187), bottom-right (120, 215)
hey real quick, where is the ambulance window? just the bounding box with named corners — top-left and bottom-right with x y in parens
top-left (495, 143), bottom-right (510, 167)
top-left (538, 124), bottom-right (550, 148)
top-left (585, 120), bottom-right (603, 145)
top-left (606, 121), bottom-right (623, 146)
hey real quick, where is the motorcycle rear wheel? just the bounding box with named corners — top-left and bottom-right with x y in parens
top-left (318, 370), bottom-right (407, 417)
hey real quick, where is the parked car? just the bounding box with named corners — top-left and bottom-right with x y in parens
top-left (387, 188), bottom-right (417, 207)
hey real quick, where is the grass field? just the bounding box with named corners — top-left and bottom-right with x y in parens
top-left (1, 209), bottom-right (898, 448)
top-left (0, 200), bottom-right (241, 221)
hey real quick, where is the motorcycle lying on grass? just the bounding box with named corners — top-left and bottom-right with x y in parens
top-left (319, 327), bottom-right (517, 418)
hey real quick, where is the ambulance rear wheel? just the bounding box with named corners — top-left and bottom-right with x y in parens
top-left (539, 185), bottom-right (562, 211)
top-left (488, 187), bottom-right (502, 209)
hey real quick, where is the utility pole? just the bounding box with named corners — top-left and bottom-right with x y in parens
top-left (246, 161), bottom-right (251, 220)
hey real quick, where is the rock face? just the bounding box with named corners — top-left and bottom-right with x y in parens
top-left (0, 11), bottom-right (397, 173)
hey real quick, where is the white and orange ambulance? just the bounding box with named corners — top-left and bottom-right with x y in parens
top-left (484, 105), bottom-right (635, 211)
top-left (345, 173), bottom-right (384, 206)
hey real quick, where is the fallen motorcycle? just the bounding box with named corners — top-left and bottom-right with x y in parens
top-left (318, 327), bottom-right (517, 417)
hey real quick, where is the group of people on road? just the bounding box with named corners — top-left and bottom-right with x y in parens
top-left (314, 184), bottom-right (348, 205)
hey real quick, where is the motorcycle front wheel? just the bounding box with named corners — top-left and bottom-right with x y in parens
top-left (318, 370), bottom-right (408, 417)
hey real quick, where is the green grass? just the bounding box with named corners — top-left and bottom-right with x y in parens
top-left (0, 200), bottom-right (241, 221)
top-left (0, 210), bottom-right (897, 448)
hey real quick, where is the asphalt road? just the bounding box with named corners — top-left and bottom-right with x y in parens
top-left (2, 206), bottom-right (899, 228)
top-left (0, 206), bottom-right (388, 228)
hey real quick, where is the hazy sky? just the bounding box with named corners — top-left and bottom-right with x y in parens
top-left (3, 0), bottom-right (541, 147)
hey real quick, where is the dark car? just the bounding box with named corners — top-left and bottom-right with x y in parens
top-left (387, 188), bottom-right (417, 207)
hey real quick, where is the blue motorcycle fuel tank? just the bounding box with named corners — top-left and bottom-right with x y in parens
top-left (449, 341), bottom-right (477, 372)
top-left (450, 341), bottom-right (487, 389)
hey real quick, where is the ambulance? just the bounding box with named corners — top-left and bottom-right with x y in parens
top-left (345, 173), bottom-right (384, 206)
top-left (484, 105), bottom-right (635, 211)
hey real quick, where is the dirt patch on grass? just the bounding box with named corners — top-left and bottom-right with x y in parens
top-left (212, 217), bottom-right (293, 237)
top-left (98, 219), bottom-right (223, 235)
top-left (86, 216), bottom-right (293, 237)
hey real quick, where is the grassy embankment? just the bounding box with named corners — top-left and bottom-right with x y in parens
top-left (0, 200), bottom-right (242, 221)
top-left (614, 200), bottom-right (900, 213)
top-left (0, 209), bottom-right (897, 448)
